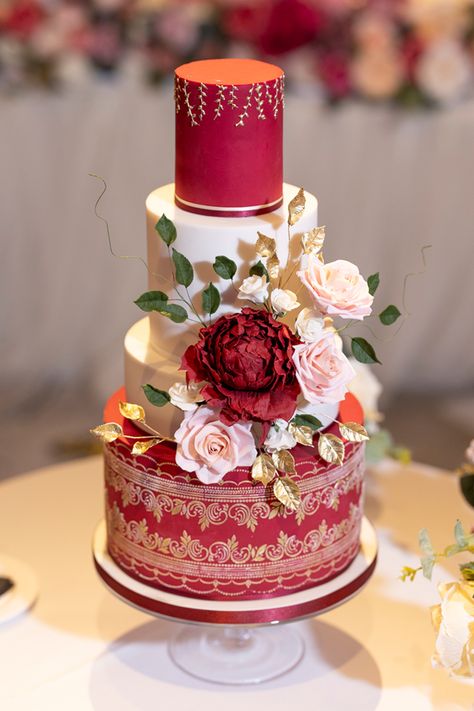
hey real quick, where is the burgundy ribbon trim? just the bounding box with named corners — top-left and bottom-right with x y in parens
top-left (94, 554), bottom-right (377, 626)
top-left (174, 195), bottom-right (283, 218)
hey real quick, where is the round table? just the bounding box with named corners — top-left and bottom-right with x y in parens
top-left (0, 456), bottom-right (472, 709)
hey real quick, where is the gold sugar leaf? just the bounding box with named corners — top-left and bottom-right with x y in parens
top-left (90, 422), bottom-right (123, 443)
top-left (288, 188), bottom-right (306, 226)
top-left (289, 423), bottom-right (314, 447)
top-left (339, 422), bottom-right (369, 443)
top-left (272, 449), bottom-right (296, 474)
top-left (252, 454), bottom-right (277, 485)
top-left (119, 400), bottom-right (146, 422)
top-left (256, 232), bottom-right (276, 258)
top-left (273, 476), bottom-right (301, 511)
top-left (132, 438), bottom-right (162, 455)
top-left (302, 226), bottom-right (325, 255)
top-left (267, 253), bottom-right (280, 279)
top-left (318, 433), bottom-right (345, 466)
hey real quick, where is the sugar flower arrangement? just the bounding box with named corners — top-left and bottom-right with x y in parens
top-left (401, 440), bottom-right (474, 678)
top-left (92, 187), bottom-right (402, 510)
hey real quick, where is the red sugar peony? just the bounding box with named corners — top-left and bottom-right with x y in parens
top-left (181, 308), bottom-right (300, 425)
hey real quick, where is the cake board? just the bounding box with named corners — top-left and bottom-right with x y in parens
top-left (93, 517), bottom-right (377, 684)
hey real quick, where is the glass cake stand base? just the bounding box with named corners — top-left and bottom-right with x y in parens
top-left (93, 518), bottom-right (377, 685)
top-left (169, 624), bottom-right (304, 685)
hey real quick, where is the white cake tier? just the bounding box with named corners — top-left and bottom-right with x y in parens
top-left (145, 183), bottom-right (318, 349)
top-left (125, 182), bottom-right (319, 436)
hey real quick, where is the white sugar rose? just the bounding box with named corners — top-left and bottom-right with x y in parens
top-left (298, 256), bottom-right (373, 320)
top-left (465, 440), bottom-right (474, 466)
top-left (431, 581), bottom-right (474, 677)
top-left (348, 359), bottom-right (383, 432)
top-left (293, 331), bottom-right (355, 405)
top-left (271, 288), bottom-right (300, 314)
top-left (238, 274), bottom-right (269, 304)
top-left (264, 419), bottom-right (297, 453)
top-left (175, 406), bottom-right (257, 484)
top-left (295, 308), bottom-right (325, 342)
top-left (169, 381), bottom-right (203, 411)
top-left (416, 39), bottom-right (472, 105)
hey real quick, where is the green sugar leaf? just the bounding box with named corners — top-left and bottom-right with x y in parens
top-left (172, 248), bottom-right (194, 287)
top-left (202, 283), bottom-right (220, 315)
top-left (379, 305), bottom-right (402, 326)
top-left (249, 261), bottom-right (269, 280)
top-left (213, 255), bottom-right (237, 280)
top-left (367, 273), bottom-right (380, 296)
top-left (419, 528), bottom-right (434, 555)
top-left (155, 302), bottom-right (188, 323)
top-left (454, 519), bottom-right (468, 547)
top-left (292, 414), bottom-right (323, 431)
top-left (351, 337), bottom-right (382, 365)
top-left (142, 384), bottom-right (170, 407)
top-left (134, 290), bottom-right (169, 312)
top-left (460, 562), bottom-right (474, 582)
top-left (155, 214), bottom-right (177, 246)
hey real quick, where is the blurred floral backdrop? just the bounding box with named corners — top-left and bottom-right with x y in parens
top-left (2, 0), bottom-right (474, 107)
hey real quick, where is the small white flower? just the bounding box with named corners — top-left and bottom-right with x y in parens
top-left (238, 275), bottom-right (268, 304)
top-left (465, 439), bottom-right (474, 466)
top-left (270, 288), bottom-right (300, 314)
top-left (264, 419), bottom-right (297, 453)
top-left (295, 307), bottom-right (325, 342)
top-left (169, 381), bottom-right (203, 411)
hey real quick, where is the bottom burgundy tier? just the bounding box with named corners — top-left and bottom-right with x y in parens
top-left (103, 388), bottom-right (366, 601)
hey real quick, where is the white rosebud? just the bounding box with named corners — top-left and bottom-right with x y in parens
top-left (270, 288), bottom-right (300, 314)
top-left (295, 307), bottom-right (325, 342)
top-left (237, 275), bottom-right (269, 304)
top-left (264, 419), bottom-right (297, 453)
top-left (169, 382), bottom-right (203, 412)
top-left (465, 439), bottom-right (474, 466)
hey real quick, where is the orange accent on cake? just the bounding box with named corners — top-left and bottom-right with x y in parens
top-left (175, 58), bottom-right (283, 86)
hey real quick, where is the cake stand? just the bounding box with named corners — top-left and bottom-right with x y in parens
top-left (93, 517), bottom-right (377, 685)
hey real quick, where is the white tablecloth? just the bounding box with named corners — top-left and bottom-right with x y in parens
top-left (2, 80), bottom-right (474, 409)
top-left (0, 456), bottom-right (473, 709)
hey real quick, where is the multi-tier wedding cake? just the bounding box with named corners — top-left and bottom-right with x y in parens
top-left (93, 58), bottom-right (376, 601)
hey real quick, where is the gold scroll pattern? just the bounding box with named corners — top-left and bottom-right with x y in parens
top-left (107, 500), bottom-right (360, 567)
top-left (106, 502), bottom-right (362, 597)
top-left (105, 454), bottom-right (364, 532)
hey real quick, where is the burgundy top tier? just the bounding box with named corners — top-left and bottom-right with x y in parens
top-left (174, 59), bottom-right (284, 217)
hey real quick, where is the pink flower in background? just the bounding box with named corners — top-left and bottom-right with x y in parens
top-left (298, 256), bottom-right (373, 320)
top-left (351, 46), bottom-right (405, 100)
top-left (293, 329), bottom-right (355, 405)
top-left (175, 406), bottom-right (257, 484)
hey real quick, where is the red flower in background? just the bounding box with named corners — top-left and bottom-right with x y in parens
top-left (223, 0), bottom-right (323, 56)
top-left (181, 308), bottom-right (300, 425)
top-left (318, 49), bottom-right (351, 99)
top-left (2, 0), bottom-right (44, 39)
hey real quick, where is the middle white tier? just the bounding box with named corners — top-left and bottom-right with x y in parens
top-left (125, 181), bottom-right (318, 436)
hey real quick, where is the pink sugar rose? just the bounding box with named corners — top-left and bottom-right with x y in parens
top-left (175, 406), bottom-right (257, 485)
top-left (293, 329), bottom-right (355, 405)
top-left (298, 256), bottom-right (373, 320)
